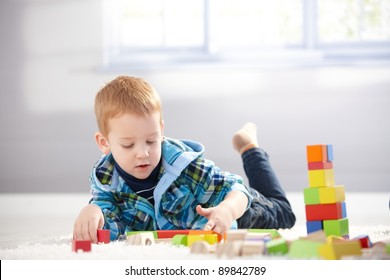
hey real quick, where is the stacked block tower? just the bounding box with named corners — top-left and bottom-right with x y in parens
top-left (304, 144), bottom-right (349, 237)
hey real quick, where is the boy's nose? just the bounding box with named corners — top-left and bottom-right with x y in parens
top-left (136, 148), bottom-right (149, 159)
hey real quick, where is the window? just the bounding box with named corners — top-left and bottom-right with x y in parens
top-left (102, 0), bottom-right (390, 68)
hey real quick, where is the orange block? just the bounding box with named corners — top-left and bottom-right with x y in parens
top-left (305, 203), bottom-right (343, 221)
top-left (306, 145), bottom-right (328, 163)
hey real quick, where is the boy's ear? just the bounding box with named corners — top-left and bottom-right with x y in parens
top-left (95, 132), bottom-right (110, 155)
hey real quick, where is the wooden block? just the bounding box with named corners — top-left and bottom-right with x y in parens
top-left (352, 235), bottom-right (372, 248)
top-left (323, 218), bottom-right (349, 237)
top-left (306, 221), bottom-right (323, 234)
top-left (224, 229), bottom-right (248, 242)
top-left (156, 230), bottom-right (190, 239)
top-left (97, 229), bottom-right (110, 244)
top-left (308, 169), bottom-right (335, 187)
top-left (319, 185), bottom-right (345, 204)
top-left (216, 241), bottom-right (243, 258)
top-left (72, 240), bottom-right (91, 253)
top-left (319, 240), bottom-right (361, 260)
top-left (248, 228), bottom-right (282, 239)
top-left (307, 145), bottom-right (329, 163)
top-left (127, 231), bottom-right (158, 239)
top-left (305, 203), bottom-right (343, 221)
top-left (301, 229), bottom-right (327, 242)
top-left (126, 232), bottom-right (155, 246)
top-left (308, 161), bottom-right (333, 170)
top-left (190, 241), bottom-right (213, 254)
top-left (327, 144), bottom-right (334, 162)
top-left (288, 239), bottom-right (322, 259)
top-left (241, 241), bottom-right (265, 256)
top-left (266, 238), bottom-right (289, 255)
top-left (304, 187), bottom-right (321, 205)
top-left (187, 235), bottom-right (204, 247)
top-left (171, 234), bottom-right (188, 246)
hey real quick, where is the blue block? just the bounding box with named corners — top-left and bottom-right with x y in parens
top-left (341, 201), bottom-right (347, 218)
top-left (327, 144), bottom-right (334, 161)
top-left (306, 220), bottom-right (323, 234)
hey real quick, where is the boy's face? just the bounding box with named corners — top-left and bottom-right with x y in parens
top-left (96, 111), bottom-right (163, 180)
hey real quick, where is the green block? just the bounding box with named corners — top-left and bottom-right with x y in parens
top-left (248, 229), bottom-right (282, 239)
top-left (171, 234), bottom-right (188, 246)
top-left (266, 238), bottom-right (288, 255)
top-left (288, 240), bottom-right (322, 259)
top-left (126, 231), bottom-right (158, 239)
top-left (386, 244), bottom-right (390, 255)
top-left (304, 187), bottom-right (321, 205)
top-left (323, 218), bottom-right (349, 236)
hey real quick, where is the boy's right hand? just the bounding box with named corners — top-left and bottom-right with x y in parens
top-left (73, 204), bottom-right (104, 244)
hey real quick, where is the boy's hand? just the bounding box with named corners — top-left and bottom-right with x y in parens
top-left (196, 203), bottom-right (234, 234)
top-left (73, 204), bottom-right (104, 244)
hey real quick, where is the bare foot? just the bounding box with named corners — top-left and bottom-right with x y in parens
top-left (232, 122), bottom-right (259, 154)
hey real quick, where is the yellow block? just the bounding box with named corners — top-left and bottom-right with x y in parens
top-left (308, 169), bottom-right (335, 187)
top-left (319, 185), bottom-right (345, 203)
top-left (319, 240), bottom-right (362, 260)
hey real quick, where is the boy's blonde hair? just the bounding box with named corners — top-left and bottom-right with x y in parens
top-left (95, 76), bottom-right (162, 136)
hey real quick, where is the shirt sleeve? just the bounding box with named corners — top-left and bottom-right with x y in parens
top-left (182, 156), bottom-right (253, 209)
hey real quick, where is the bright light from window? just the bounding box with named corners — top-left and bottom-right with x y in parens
top-left (318, 0), bottom-right (390, 43)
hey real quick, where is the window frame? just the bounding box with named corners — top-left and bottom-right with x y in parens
top-left (101, 0), bottom-right (390, 70)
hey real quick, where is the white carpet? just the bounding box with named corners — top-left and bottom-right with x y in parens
top-left (0, 192), bottom-right (389, 260)
top-left (1, 225), bottom-right (389, 260)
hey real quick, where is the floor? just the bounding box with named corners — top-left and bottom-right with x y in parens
top-left (0, 192), bottom-right (389, 249)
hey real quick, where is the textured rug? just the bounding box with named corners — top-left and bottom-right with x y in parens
top-left (1, 225), bottom-right (389, 260)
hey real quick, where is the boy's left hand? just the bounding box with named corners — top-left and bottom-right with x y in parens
top-left (195, 203), bottom-right (234, 234)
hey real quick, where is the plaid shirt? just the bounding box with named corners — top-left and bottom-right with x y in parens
top-left (89, 137), bottom-right (251, 240)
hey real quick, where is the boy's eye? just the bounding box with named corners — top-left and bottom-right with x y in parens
top-left (122, 144), bottom-right (134, 149)
top-left (147, 141), bottom-right (156, 145)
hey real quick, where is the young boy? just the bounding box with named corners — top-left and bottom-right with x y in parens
top-left (73, 76), bottom-right (295, 243)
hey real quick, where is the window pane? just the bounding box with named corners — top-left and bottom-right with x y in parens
top-left (318, 0), bottom-right (390, 43)
top-left (213, 0), bottom-right (303, 48)
top-left (120, 0), bottom-right (204, 48)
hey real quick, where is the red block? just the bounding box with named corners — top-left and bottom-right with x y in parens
top-left (308, 161), bottom-right (333, 170)
top-left (305, 203), bottom-right (343, 221)
top-left (97, 229), bottom-right (110, 244)
top-left (353, 235), bottom-right (372, 248)
top-left (156, 230), bottom-right (191, 239)
top-left (72, 240), bottom-right (91, 253)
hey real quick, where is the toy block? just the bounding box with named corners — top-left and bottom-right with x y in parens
top-left (319, 185), bottom-right (345, 204)
top-left (248, 228), bottom-right (282, 239)
top-left (245, 232), bottom-right (272, 242)
top-left (352, 235), bottom-right (372, 248)
top-left (302, 229), bottom-right (327, 242)
top-left (306, 220), bottom-right (323, 234)
top-left (72, 240), bottom-right (91, 253)
top-left (154, 238), bottom-right (171, 244)
top-left (224, 229), bottom-right (248, 242)
top-left (265, 238), bottom-right (289, 255)
top-left (323, 218), bottom-right (349, 236)
top-left (327, 144), bottom-right (334, 161)
top-left (97, 229), bottom-right (110, 244)
top-left (127, 231), bottom-right (158, 239)
top-left (156, 230), bottom-right (190, 239)
top-left (305, 203), bottom-right (343, 221)
top-left (241, 241), bottom-right (265, 256)
top-left (171, 234), bottom-right (188, 246)
top-left (319, 240), bottom-right (361, 260)
top-left (216, 241), bottom-right (243, 258)
top-left (306, 145), bottom-right (329, 163)
top-left (308, 169), bottom-right (335, 187)
top-left (190, 241), bottom-right (213, 254)
top-left (202, 234), bottom-right (219, 245)
top-left (288, 239), bottom-right (322, 259)
top-left (308, 161), bottom-right (333, 170)
top-left (341, 201), bottom-right (347, 218)
top-left (303, 187), bottom-right (321, 205)
top-left (126, 232), bottom-right (155, 246)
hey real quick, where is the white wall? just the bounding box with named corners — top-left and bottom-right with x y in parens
top-left (1, 0), bottom-right (389, 193)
